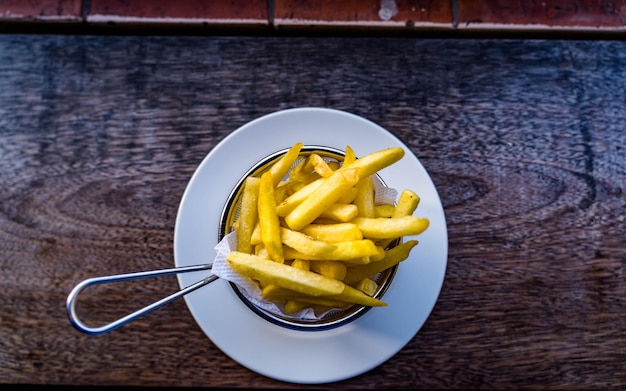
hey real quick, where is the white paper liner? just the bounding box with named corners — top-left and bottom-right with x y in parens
top-left (374, 182), bottom-right (397, 205)
top-left (211, 181), bottom-right (398, 321)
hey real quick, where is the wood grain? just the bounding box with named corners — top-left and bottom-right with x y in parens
top-left (0, 35), bottom-right (624, 389)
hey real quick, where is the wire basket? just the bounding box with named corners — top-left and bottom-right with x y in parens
top-left (218, 145), bottom-right (399, 331)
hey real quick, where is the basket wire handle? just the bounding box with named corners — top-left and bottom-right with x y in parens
top-left (66, 264), bottom-right (217, 335)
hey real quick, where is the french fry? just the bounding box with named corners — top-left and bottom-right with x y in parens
top-left (336, 186), bottom-right (358, 204)
top-left (393, 189), bottom-right (420, 218)
top-left (274, 182), bottom-right (288, 204)
top-left (250, 222), bottom-right (262, 246)
top-left (254, 244), bottom-right (271, 260)
top-left (286, 296), bottom-right (351, 310)
top-left (354, 175), bottom-right (376, 218)
top-left (279, 176), bottom-right (306, 196)
top-left (309, 260), bottom-right (347, 281)
top-left (343, 240), bottom-right (418, 284)
top-left (301, 223), bottom-right (363, 242)
top-left (268, 142), bottom-right (303, 186)
top-left (307, 153), bottom-right (335, 178)
top-left (374, 204), bottom-right (395, 218)
top-left (338, 147), bottom-right (404, 178)
top-left (261, 283), bottom-right (294, 298)
top-left (318, 203), bottom-right (358, 222)
top-left (288, 154), bottom-right (335, 184)
top-left (258, 171), bottom-right (284, 263)
top-left (261, 283), bottom-right (385, 307)
top-left (228, 251), bottom-right (344, 296)
top-left (275, 179), bottom-right (323, 217)
top-left (341, 256), bottom-right (372, 266)
top-left (328, 160), bottom-right (341, 171)
top-left (236, 176), bottom-right (261, 254)
top-left (326, 284), bottom-right (386, 307)
top-left (284, 168), bottom-right (360, 231)
top-left (352, 216), bottom-right (430, 240)
top-left (353, 277), bottom-right (378, 296)
top-left (284, 300), bottom-right (309, 313)
top-left (264, 286), bottom-right (352, 310)
top-left (288, 160), bottom-right (321, 185)
top-left (343, 145), bottom-right (356, 166)
top-left (377, 189), bottom-right (421, 248)
top-left (265, 258), bottom-right (310, 313)
top-left (290, 258), bottom-right (310, 271)
top-left (280, 227), bottom-right (336, 258)
top-left (283, 239), bottom-right (382, 261)
top-left (370, 246), bottom-right (387, 261)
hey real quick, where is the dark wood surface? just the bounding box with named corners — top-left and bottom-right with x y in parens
top-left (0, 34), bottom-right (624, 389)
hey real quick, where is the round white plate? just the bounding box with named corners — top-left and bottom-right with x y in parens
top-left (174, 107), bottom-right (448, 384)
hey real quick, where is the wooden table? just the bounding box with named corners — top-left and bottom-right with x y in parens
top-left (1, 34), bottom-right (624, 389)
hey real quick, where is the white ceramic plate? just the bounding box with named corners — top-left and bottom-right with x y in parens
top-left (173, 107), bottom-right (448, 384)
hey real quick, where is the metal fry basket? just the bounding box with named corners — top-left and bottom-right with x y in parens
top-left (218, 145), bottom-right (399, 331)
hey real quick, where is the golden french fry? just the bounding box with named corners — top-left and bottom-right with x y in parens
top-left (354, 175), bottom-right (376, 218)
top-left (280, 227), bottom-right (336, 257)
top-left (310, 260), bottom-right (347, 281)
top-left (258, 171), bottom-right (284, 263)
top-left (330, 240), bottom-right (385, 261)
top-left (343, 240), bottom-right (418, 284)
top-left (284, 300), bottom-right (309, 313)
top-left (393, 189), bottom-right (420, 218)
top-left (264, 286), bottom-right (352, 310)
top-left (275, 179), bottom-right (323, 217)
top-left (281, 178), bottom-right (306, 197)
top-left (307, 153), bottom-right (335, 177)
top-left (318, 203), bottom-right (358, 222)
top-left (353, 277), bottom-right (378, 296)
top-left (328, 161), bottom-right (341, 171)
top-left (288, 154), bottom-right (329, 183)
top-left (262, 256), bottom-right (311, 312)
top-left (338, 147), bottom-right (404, 178)
top-left (268, 142), bottom-right (304, 186)
top-left (250, 222), bottom-right (262, 245)
top-left (288, 159), bottom-right (321, 185)
top-left (352, 216), bottom-right (430, 240)
top-left (291, 258), bottom-right (310, 270)
top-left (285, 168), bottom-right (360, 231)
top-left (263, 257), bottom-right (311, 313)
top-left (236, 176), bottom-right (260, 254)
top-left (327, 284), bottom-right (386, 306)
top-left (287, 157), bottom-right (308, 181)
top-left (261, 283), bottom-right (292, 298)
top-left (374, 204), bottom-right (395, 218)
top-left (296, 171), bottom-right (321, 185)
top-left (227, 251), bottom-right (344, 296)
top-left (336, 186), bottom-right (358, 204)
top-left (377, 189), bottom-right (421, 249)
top-left (254, 244), bottom-right (270, 259)
top-left (285, 296), bottom-right (353, 310)
top-left (262, 283), bottom-right (385, 307)
top-left (283, 239), bottom-right (381, 261)
top-left (343, 145), bottom-right (356, 166)
top-left (341, 256), bottom-right (372, 266)
top-left (301, 223), bottom-right (363, 242)
top-left (274, 182), bottom-right (288, 204)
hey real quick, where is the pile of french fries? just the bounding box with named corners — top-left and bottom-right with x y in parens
top-left (227, 142), bottom-right (429, 314)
